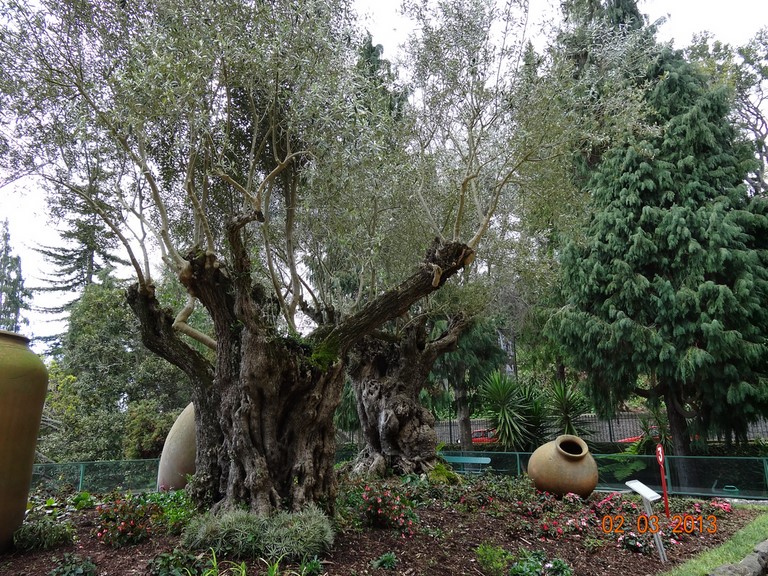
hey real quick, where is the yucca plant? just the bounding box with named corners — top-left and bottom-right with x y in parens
top-left (480, 371), bottom-right (547, 451)
top-left (546, 379), bottom-right (592, 439)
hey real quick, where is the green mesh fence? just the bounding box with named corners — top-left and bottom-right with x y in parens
top-left (31, 459), bottom-right (160, 494)
top-left (31, 453), bottom-right (768, 499)
top-left (442, 451), bottom-right (768, 500)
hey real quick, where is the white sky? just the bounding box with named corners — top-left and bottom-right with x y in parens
top-left (1, 0), bottom-right (767, 350)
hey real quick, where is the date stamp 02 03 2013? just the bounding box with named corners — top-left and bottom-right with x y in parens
top-left (601, 514), bottom-right (719, 535)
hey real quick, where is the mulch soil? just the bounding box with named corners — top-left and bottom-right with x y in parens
top-left (1, 496), bottom-right (764, 575)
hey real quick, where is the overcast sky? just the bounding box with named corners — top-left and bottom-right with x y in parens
top-left (2, 0), bottom-right (767, 348)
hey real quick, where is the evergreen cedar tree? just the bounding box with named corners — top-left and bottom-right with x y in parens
top-left (550, 49), bottom-right (768, 454)
top-left (0, 220), bottom-right (31, 333)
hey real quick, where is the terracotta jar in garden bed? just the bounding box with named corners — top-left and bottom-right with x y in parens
top-left (0, 330), bottom-right (48, 552)
top-left (157, 402), bottom-right (196, 490)
top-left (527, 434), bottom-right (598, 498)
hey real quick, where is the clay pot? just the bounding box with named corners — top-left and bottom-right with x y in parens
top-left (0, 330), bottom-right (48, 551)
top-left (157, 402), bottom-right (196, 490)
top-left (527, 434), bottom-right (598, 498)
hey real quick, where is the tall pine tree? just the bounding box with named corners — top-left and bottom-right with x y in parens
top-left (550, 49), bottom-right (768, 458)
top-left (0, 219), bottom-right (31, 332)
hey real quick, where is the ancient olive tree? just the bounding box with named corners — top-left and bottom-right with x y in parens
top-left (342, 0), bottom-right (572, 475)
top-left (0, 0), bottom-right (481, 514)
top-left (342, 0), bottom-right (660, 475)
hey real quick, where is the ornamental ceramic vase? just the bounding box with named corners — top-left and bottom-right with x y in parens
top-left (157, 402), bottom-right (196, 490)
top-left (527, 434), bottom-right (598, 498)
top-left (0, 330), bottom-right (48, 552)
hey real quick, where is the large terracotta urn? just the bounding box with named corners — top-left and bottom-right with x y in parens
top-left (157, 402), bottom-right (196, 490)
top-left (0, 330), bottom-right (48, 552)
top-left (527, 434), bottom-right (598, 498)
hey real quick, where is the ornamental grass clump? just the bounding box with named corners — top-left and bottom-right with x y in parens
top-left (181, 504), bottom-right (333, 562)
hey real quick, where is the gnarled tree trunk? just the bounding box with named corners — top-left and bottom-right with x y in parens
top-left (665, 388), bottom-right (693, 490)
top-left (128, 235), bottom-right (474, 514)
top-left (348, 315), bottom-right (468, 476)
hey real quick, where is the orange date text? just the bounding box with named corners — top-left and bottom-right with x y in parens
top-left (600, 514), bottom-right (717, 534)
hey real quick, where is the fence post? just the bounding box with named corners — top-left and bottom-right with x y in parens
top-left (664, 455), bottom-right (673, 494)
top-left (608, 418), bottom-right (615, 442)
top-left (78, 463), bottom-right (85, 492)
top-left (763, 458), bottom-right (768, 491)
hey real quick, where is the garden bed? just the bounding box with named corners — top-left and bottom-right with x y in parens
top-left (0, 474), bottom-right (764, 576)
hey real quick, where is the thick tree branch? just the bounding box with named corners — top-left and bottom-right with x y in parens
top-left (316, 239), bottom-right (475, 357)
top-left (423, 314), bottom-right (469, 362)
top-left (126, 283), bottom-right (215, 384)
top-left (173, 294), bottom-right (217, 351)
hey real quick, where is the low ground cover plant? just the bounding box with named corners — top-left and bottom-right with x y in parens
top-left (95, 493), bottom-right (161, 547)
top-left (48, 553), bottom-right (98, 576)
top-left (13, 491), bottom-right (79, 552)
top-left (338, 471), bottom-right (738, 562)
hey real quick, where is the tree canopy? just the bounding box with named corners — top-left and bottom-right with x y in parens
top-left (549, 49), bottom-right (768, 453)
top-left (0, 0), bottom-right (483, 513)
top-left (39, 274), bottom-right (191, 462)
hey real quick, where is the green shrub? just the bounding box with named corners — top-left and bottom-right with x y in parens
top-left (508, 549), bottom-right (574, 576)
top-left (13, 514), bottom-right (75, 552)
top-left (474, 542), bottom-right (512, 576)
top-left (69, 491), bottom-right (96, 511)
top-left (544, 558), bottom-right (574, 576)
top-left (145, 489), bottom-right (198, 535)
top-left (370, 551), bottom-right (397, 570)
top-left (181, 504), bottom-right (334, 562)
top-left (508, 558), bottom-right (544, 576)
top-left (48, 553), bottom-right (97, 576)
top-left (147, 549), bottom-right (211, 576)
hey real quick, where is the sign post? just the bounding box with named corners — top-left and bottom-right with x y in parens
top-left (656, 444), bottom-right (670, 517)
top-left (626, 480), bottom-right (668, 563)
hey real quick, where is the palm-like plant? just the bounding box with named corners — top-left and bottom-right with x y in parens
top-left (546, 380), bottom-right (593, 439)
top-left (480, 371), bottom-right (547, 451)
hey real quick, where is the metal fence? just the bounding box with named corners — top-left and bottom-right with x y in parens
top-left (441, 450), bottom-right (768, 500)
top-left (31, 459), bottom-right (160, 494)
top-left (31, 452), bottom-right (768, 500)
top-left (434, 414), bottom-right (768, 445)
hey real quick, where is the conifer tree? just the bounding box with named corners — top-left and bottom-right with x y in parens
top-left (0, 219), bottom-right (31, 333)
top-left (550, 49), bottom-right (768, 457)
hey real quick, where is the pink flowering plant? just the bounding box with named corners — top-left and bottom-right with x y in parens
top-left (95, 494), bottom-right (161, 547)
top-left (359, 484), bottom-right (418, 537)
top-left (704, 498), bottom-right (733, 516)
top-left (457, 492), bottom-right (496, 513)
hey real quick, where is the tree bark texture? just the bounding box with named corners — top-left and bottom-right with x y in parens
top-left (348, 315), bottom-right (468, 476)
top-left (664, 388), bottom-right (692, 490)
top-left (128, 237), bottom-right (474, 514)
